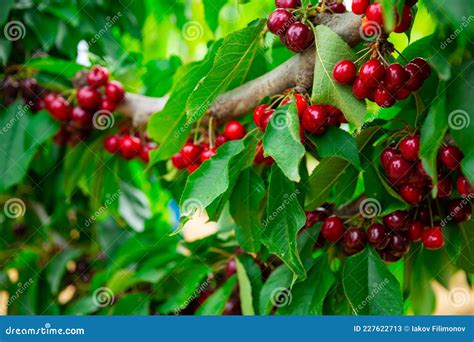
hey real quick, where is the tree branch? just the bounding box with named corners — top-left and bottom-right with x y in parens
top-left (118, 12), bottom-right (362, 126)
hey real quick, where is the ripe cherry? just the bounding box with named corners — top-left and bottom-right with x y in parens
top-left (49, 96), bottom-right (71, 121)
top-left (380, 147), bottom-right (399, 170)
top-left (275, 0), bottom-right (301, 8)
top-left (389, 233), bottom-right (410, 257)
top-left (333, 60), bottom-right (357, 84)
top-left (181, 143), bottom-right (203, 165)
top-left (87, 65), bottom-right (109, 88)
top-left (374, 86), bottom-right (395, 108)
top-left (119, 135), bottom-right (141, 160)
top-left (385, 63), bottom-right (409, 92)
top-left (408, 220), bottom-right (424, 242)
top-left (343, 228), bottom-right (366, 255)
top-left (285, 22), bottom-right (314, 53)
top-left (200, 148), bottom-right (217, 162)
top-left (305, 208), bottom-right (329, 228)
top-left (439, 145), bottom-right (463, 171)
top-left (280, 94), bottom-right (307, 118)
top-left (302, 105), bottom-right (328, 135)
top-left (352, 0), bottom-right (370, 15)
top-left (437, 176), bottom-right (453, 198)
top-left (321, 215), bottom-right (345, 242)
top-left (71, 107), bottom-right (92, 128)
top-left (215, 134), bottom-right (228, 147)
top-left (328, 2), bottom-right (346, 13)
top-left (448, 200), bottom-right (472, 223)
top-left (187, 164), bottom-right (200, 174)
top-left (394, 5), bottom-right (412, 33)
top-left (77, 86), bottom-right (101, 111)
top-left (224, 120), bottom-right (246, 140)
top-left (395, 87), bottom-right (411, 100)
top-left (139, 142), bottom-right (156, 163)
top-left (100, 97), bottom-right (117, 112)
top-left (253, 104), bottom-right (269, 127)
top-left (44, 93), bottom-right (57, 110)
top-left (365, 3), bottom-right (384, 26)
top-left (399, 135), bottom-right (420, 161)
top-left (172, 152), bottom-right (188, 169)
top-left (383, 210), bottom-right (409, 231)
top-left (104, 135), bottom-right (121, 154)
top-left (457, 175), bottom-right (474, 197)
top-left (400, 184), bottom-right (423, 205)
top-left (105, 81), bottom-right (125, 103)
top-left (410, 58), bottom-right (431, 80)
top-left (386, 155), bottom-right (413, 184)
top-left (422, 227), bottom-right (444, 250)
top-left (352, 77), bottom-right (372, 99)
top-left (254, 143), bottom-right (274, 166)
top-left (367, 223), bottom-right (390, 250)
top-left (359, 59), bottom-right (385, 87)
top-left (267, 9), bottom-right (294, 35)
top-left (404, 63), bottom-right (424, 91)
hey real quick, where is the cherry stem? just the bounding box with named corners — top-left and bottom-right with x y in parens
top-left (194, 117), bottom-right (203, 143)
top-left (208, 116), bottom-right (215, 149)
top-left (376, 49), bottom-right (390, 67)
top-left (393, 47), bottom-right (409, 63)
top-left (413, 92), bottom-right (425, 128)
top-left (354, 48), bottom-right (373, 64)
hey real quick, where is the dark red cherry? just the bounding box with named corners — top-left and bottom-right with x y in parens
top-left (389, 233), bottom-right (410, 257)
top-left (380, 147), bottom-right (399, 170)
top-left (448, 200), bottom-right (472, 223)
top-left (305, 208), bottom-right (329, 228)
top-left (253, 104), bottom-right (269, 127)
top-left (215, 134), bottom-right (227, 147)
top-left (119, 135), bottom-right (141, 160)
top-left (267, 9), bottom-right (294, 36)
top-left (172, 152), bottom-right (188, 169)
top-left (333, 60), bottom-right (357, 84)
top-left (200, 148), bottom-right (217, 162)
top-left (400, 184), bottom-right (423, 205)
top-left (280, 93), bottom-right (307, 118)
top-left (405, 63), bottom-right (424, 91)
top-left (105, 81), bottom-right (125, 103)
top-left (385, 63), bottom-right (409, 92)
top-left (359, 59), bottom-right (385, 87)
top-left (387, 155), bottom-right (413, 184)
top-left (343, 228), bottom-right (366, 255)
top-left (181, 143), bottom-right (203, 165)
top-left (139, 143), bottom-right (156, 163)
top-left (410, 58), bottom-right (431, 80)
top-left (395, 87), bottom-right (411, 100)
top-left (383, 210), bottom-right (409, 231)
top-left (225, 259), bottom-right (237, 277)
top-left (104, 135), bottom-right (121, 154)
top-left (374, 86), bottom-right (395, 108)
top-left (439, 146), bottom-right (463, 171)
top-left (367, 223), bottom-right (390, 250)
top-left (87, 65), bottom-right (109, 88)
top-left (275, 0), bottom-right (301, 8)
top-left (285, 22), bottom-right (314, 53)
top-left (399, 135), bottom-right (420, 161)
top-left (321, 215), bottom-right (345, 242)
top-left (365, 3), bottom-right (384, 26)
top-left (422, 227), bottom-right (444, 250)
top-left (408, 220), bottom-right (423, 242)
top-left (302, 105), bottom-right (328, 135)
top-left (77, 86), bottom-right (101, 111)
top-left (437, 176), bottom-right (453, 198)
top-left (100, 97), bottom-right (117, 112)
top-left (352, 0), bottom-right (370, 15)
top-left (394, 5), bottom-right (412, 33)
top-left (457, 175), bottom-right (474, 197)
top-left (352, 77), bottom-right (372, 99)
top-left (48, 96), bottom-right (71, 121)
top-left (71, 107), bottom-right (92, 128)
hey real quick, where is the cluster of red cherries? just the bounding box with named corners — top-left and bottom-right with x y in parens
top-left (352, 0), bottom-right (418, 36)
top-left (333, 56), bottom-right (431, 108)
top-left (44, 66), bottom-right (125, 146)
top-left (380, 135), bottom-right (473, 211)
top-left (104, 130), bottom-right (156, 163)
top-left (267, 1), bottom-right (348, 53)
top-left (171, 121), bottom-right (247, 173)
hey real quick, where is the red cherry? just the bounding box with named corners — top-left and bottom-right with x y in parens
top-left (187, 164), bottom-right (200, 174)
top-left (44, 93), bottom-right (57, 111)
top-left (367, 223), bottom-right (390, 250)
top-left (302, 105), bottom-right (328, 135)
top-left (365, 3), bottom-right (384, 26)
top-left (225, 259), bottom-right (237, 277)
top-left (410, 58), bottom-right (431, 80)
top-left (31, 99), bottom-right (45, 112)
top-left (359, 59), bottom-right (385, 87)
top-left (457, 175), bottom-right (474, 197)
top-left (405, 63), bottom-right (424, 91)
top-left (253, 104), bottom-right (269, 127)
top-left (386, 155), bottom-right (413, 184)
top-left (200, 148), bottom-right (217, 162)
top-left (437, 176), bottom-right (453, 198)
top-left (395, 87), bottom-right (411, 100)
top-left (172, 152), bottom-right (188, 169)
top-left (399, 135), bottom-right (420, 161)
top-left (181, 143), bottom-right (203, 165)
top-left (321, 215), bottom-right (345, 242)
top-left (374, 86), bottom-right (395, 108)
top-left (224, 120), bottom-right (246, 140)
top-left (389, 233), bottom-right (410, 257)
top-left (77, 86), bottom-right (101, 111)
top-left (352, 0), bottom-right (369, 15)
top-left (408, 220), bottom-right (424, 242)
top-left (267, 9), bottom-right (294, 36)
top-left (254, 143), bottom-right (274, 166)
top-left (352, 77), bottom-right (372, 99)
top-left (104, 135), bottom-right (121, 154)
top-left (259, 109), bottom-right (275, 131)
top-left (285, 22), bottom-right (314, 53)
top-left (383, 210), bottom-right (409, 231)
top-left (71, 107), bottom-right (92, 128)
top-left (275, 0), bottom-right (301, 9)
top-left (400, 184), bottom-right (423, 205)
top-left (105, 81), bottom-right (125, 103)
top-left (119, 135), bottom-right (141, 160)
top-left (305, 208), bottom-right (329, 228)
top-left (380, 147), bottom-right (399, 170)
top-left (328, 2), bottom-right (346, 13)
top-left (215, 134), bottom-right (227, 147)
top-left (53, 126), bottom-right (69, 145)
top-left (333, 60), bottom-right (357, 84)
top-left (448, 200), bottom-right (472, 223)
top-left (280, 94), bottom-right (307, 118)
top-left (100, 97), bottom-right (117, 112)
top-left (422, 227), bottom-right (444, 250)
top-left (385, 63), bottom-right (409, 92)
top-left (343, 228), bottom-right (366, 255)
top-left (87, 65), bottom-right (109, 88)
top-left (394, 5), bottom-right (412, 33)
top-left (48, 96), bottom-right (71, 121)
top-left (439, 146), bottom-right (463, 170)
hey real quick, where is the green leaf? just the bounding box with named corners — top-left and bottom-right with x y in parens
top-left (236, 257), bottom-right (255, 315)
top-left (46, 249), bottom-right (81, 295)
top-left (312, 25), bottom-right (366, 128)
top-left (148, 41), bottom-right (222, 162)
top-left (65, 296), bottom-right (98, 315)
top-left (23, 12), bottom-right (59, 50)
top-left (112, 293), bottom-right (150, 315)
top-left (420, 84), bottom-right (447, 195)
top-left (424, 0), bottom-right (474, 36)
top-left (203, 0), bottom-right (228, 32)
top-left (229, 168), bottom-right (264, 253)
top-left (195, 276), bottom-right (237, 315)
top-left (263, 103), bottom-right (306, 182)
top-left (259, 265), bottom-right (293, 314)
top-left (119, 182), bottom-right (151, 232)
top-left (41, 1), bottom-right (80, 27)
top-left (277, 253), bottom-right (335, 315)
top-left (186, 20), bottom-right (265, 124)
top-left (0, 0), bottom-right (14, 25)
top-left (143, 56), bottom-right (182, 97)
top-left (409, 247), bottom-right (436, 314)
top-left (261, 165), bottom-right (306, 281)
top-left (379, 0), bottom-right (405, 32)
top-left (343, 248), bottom-right (403, 315)
top-left (456, 220), bottom-right (474, 273)
top-left (25, 57), bottom-right (83, 79)
top-left (309, 126), bottom-right (361, 169)
top-left (0, 38), bottom-right (12, 65)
